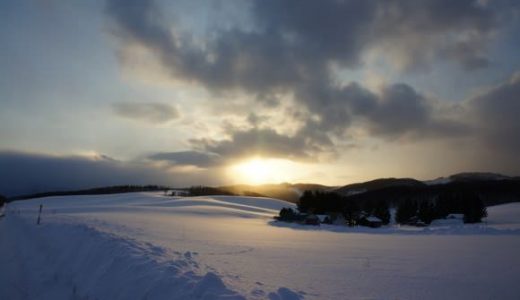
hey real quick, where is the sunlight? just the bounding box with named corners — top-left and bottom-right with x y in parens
top-left (229, 158), bottom-right (297, 184)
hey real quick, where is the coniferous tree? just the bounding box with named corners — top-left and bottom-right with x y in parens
top-left (463, 193), bottom-right (487, 223)
top-left (418, 201), bottom-right (436, 224)
top-left (373, 201), bottom-right (391, 225)
top-left (298, 190), bottom-right (315, 213)
top-left (342, 199), bottom-right (361, 226)
top-left (396, 199), bottom-right (418, 224)
top-left (278, 207), bottom-right (297, 221)
top-left (434, 194), bottom-right (451, 219)
top-left (362, 199), bottom-right (376, 216)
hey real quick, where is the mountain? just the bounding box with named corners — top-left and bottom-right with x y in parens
top-left (448, 172), bottom-right (515, 182)
top-left (335, 173), bottom-right (520, 207)
top-left (335, 178), bottom-right (426, 196)
top-left (425, 172), bottom-right (515, 185)
top-left (223, 173), bottom-right (520, 205)
top-left (7, 172), bottom-right (519, 205)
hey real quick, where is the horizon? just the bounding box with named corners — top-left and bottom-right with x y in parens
top-left (4, 169), bottom-right (518, 199)
top-left (1, 1), bottom-right (520, 197)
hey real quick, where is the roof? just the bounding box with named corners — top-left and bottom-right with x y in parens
top-left (316, 215), bottom-right (329, 222)
top-left (305, 214), bottom-right (319, 220)
top-left (366, 216), bottom-right (382, 222)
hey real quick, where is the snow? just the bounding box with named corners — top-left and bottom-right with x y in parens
top-left (487, 202), bottom-right (520, 230)
top-left (1, 193), bottom-right (520, 299)
top-left (344, 189), bottom-right (367, 196)
top-left (423, 177), bottom-right (452, 185)
top-left (424, 172), bottom-right (514, 185)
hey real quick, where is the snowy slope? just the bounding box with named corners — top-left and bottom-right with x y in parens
top-left (487, 202), bottom-right (520, 230)
top-left (1, 193), bottom-right (520, 300)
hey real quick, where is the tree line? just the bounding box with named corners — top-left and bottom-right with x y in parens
top-left (395, 190), bottom-right (487, 224)
top-left (280, 189), bottom-right (487, 226)
top-left (297, 190), bottom-right (391, 225)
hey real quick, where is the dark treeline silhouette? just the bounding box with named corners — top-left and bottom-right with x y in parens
top-left (338, 178), bottom-right (520, 207)
top-left (395, 190), bottom-right (487, 224)
top-left (241, 191), bottom-right (268, 197)
top-left (9, 185), bottom-right (169, 202)
top-left (293, 188), bottom-right (488, 225)
top-left (296, 190), bottom-right (391, 226)
top-left (0, 194), bottom-right (6, 207)
top-left (187, 186), bottom-right (236, 196)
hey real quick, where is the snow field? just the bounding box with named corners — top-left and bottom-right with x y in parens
top-left (1, 193), bottom-right (519, 299)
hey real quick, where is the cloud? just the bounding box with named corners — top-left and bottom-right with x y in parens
top-left (364, 84), bottom-right (470, 139)
top-left (0, 151), bottom-right (175, 197)
top-left (189, 127), bottom-right (325, 162)
top-left (148, 151), bottom-right (221, 167)
top-left (294, 81), bottom-right (469, 141)
top-left (106, 0), bottom-right (498, 83)
top-left (104, 0), bottom-right (515, 171)
top-left (112, 102), bottom-right (179, 124)
top-left (105, 0), bottom-right (495, 135)
top-left (367, 0), bottom-right (496, 71)
top-left (468, 72), bottom-right (520, 170)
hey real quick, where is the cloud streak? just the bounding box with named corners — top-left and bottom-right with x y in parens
top-left (112, 102), bottom-right (180, 124)
top-left (0, 151), bottom-right (174, 197)
top-left (148, 151), bottom-right (221, 168)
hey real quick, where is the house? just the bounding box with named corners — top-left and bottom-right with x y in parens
top-left (168, 190), bottom-right (189, 197)
top-left (331, 213), bottom-right (347, 226)
top-left (316, 214), bottom-right (331, 224)
top-left (358, 215), bottom-right (383, 228)
top-left (304, 214), bottom-right (320, 225)
top-left (405, 216), bottom-right (421, 226)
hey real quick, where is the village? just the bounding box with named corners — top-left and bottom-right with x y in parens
top-left (275, 189), bottom-right (487, 229)
top-left (275, 207), bottom-right (387, 228)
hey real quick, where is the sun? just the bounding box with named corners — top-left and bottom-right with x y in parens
top-left (229, 157), bottom-right (296, 185)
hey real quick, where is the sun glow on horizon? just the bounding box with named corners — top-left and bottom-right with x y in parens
top-left (229, 157), bottom-right (300, 185)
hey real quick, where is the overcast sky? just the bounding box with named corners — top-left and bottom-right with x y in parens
top-left (1, 0), bottom-right (520, 196)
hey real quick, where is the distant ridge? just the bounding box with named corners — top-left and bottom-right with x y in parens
top-left (333, 172), bottom-right (520, 207)
top-left (334, 178), bottom-right (425, 196)
top-left (7, 172), bottom-right (519, 205)
top-left (9, 185), bottom-right (169, 201)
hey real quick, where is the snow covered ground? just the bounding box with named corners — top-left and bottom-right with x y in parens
top-left (1, 193), bottom-right (519, 299)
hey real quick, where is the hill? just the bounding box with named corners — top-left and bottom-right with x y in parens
top-left (2, 193), bottom-right (519, 299)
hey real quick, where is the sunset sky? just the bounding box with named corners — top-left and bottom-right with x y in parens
top-left (1, 0), bottom-right (520, 195)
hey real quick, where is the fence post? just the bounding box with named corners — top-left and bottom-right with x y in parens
top-left (37, 204), bottom-right (43, 225)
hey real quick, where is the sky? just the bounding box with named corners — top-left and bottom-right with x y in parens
top-left (1, 0), bottom-right (520, 196)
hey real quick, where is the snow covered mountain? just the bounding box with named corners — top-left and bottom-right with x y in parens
top-left (425, 172), bottom-right (514, 185)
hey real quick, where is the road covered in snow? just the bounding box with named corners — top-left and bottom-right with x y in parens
top-left (1, 193), bottom-right (520, 299)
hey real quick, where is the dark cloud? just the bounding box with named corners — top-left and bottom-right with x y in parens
top-left (106, 0), bottom-right (498, 84)
top-left (441, 41), bottom-right (490, 71)
top-left (112, 102), bottom-right (179, 123)
top-left (0, 151), bottom-right (175, 197)
top-left (365, 84), bottom-right (470, 139)
top-left (370, 0), bottom-right (496, 71)
top-left (246, 112), bottom-right (269, 127)
top-left (296, 82), bottom-right (469, 141)
top-left (190, 128), bottom-right (317, 162)
top-left (148, 151), bottom-right (221, 167)
top-left (469, 72), bottom-right (520, 171)
top-left (368, 84), bottom-right (428, 135)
